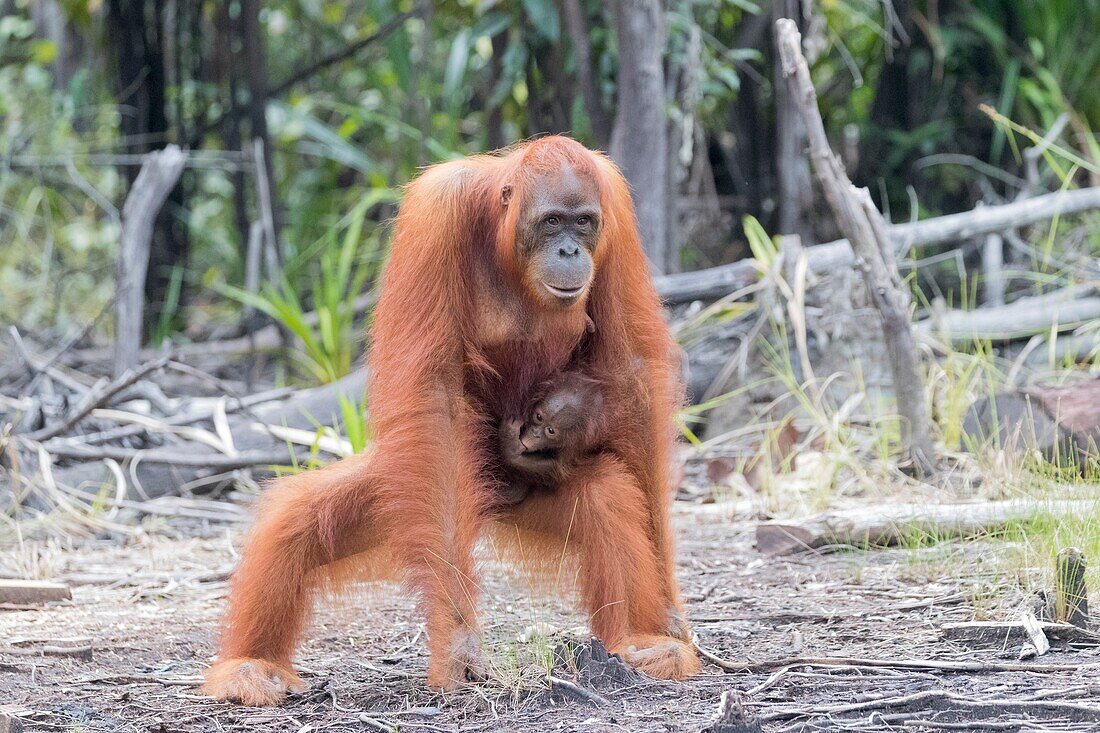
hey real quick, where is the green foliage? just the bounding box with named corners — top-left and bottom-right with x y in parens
top-left (152, 266), bottom-right (185, 347)
top-left (338, 392), bottom-right (371, 454)
top-left (216, 194), bottom-right (387, 384)
top-left (0, 10), bottom-right (118, 329)
top-left (743, 214), bottom-right (777, 267)
top-left (819, 0), bottom-right (1100, 215)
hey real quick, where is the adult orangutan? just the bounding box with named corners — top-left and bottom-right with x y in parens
top-left (202, 136), bottom-right (700, 706)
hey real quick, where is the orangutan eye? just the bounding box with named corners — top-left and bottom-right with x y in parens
top-left (546, 216), bottom-right (560, 227)
top-left (546, 427), bottom-right (556, 436)
top-left (534, 411), bottom-right (543, 423)
top-left (576, 216), bottom-right (590, 226)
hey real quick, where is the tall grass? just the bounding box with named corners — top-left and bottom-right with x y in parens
top-left (217, 193), bottom-right (388, 383)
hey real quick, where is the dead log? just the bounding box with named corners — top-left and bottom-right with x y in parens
top-left (0, 580), bottom-right (71, 605)
top-left (654, 185), bottom-right (1100, 304)
top-left (113, 145), bottom-right (187, 377)
top-left (922, 285), bottom-right (1100, 344)
top-left (775, 18), bottom-right (935, 474)
top-left (962, 377), bottom-right (1100, 466)
top-left (756, 500), bottom-right (1097, 555)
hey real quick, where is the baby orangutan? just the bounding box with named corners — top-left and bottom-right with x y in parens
top-left (497, 371), bottom-right (606, 504)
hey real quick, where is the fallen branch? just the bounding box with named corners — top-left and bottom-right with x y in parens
top-left (1020, 609), bottom-right (1052, 657)
top-left (46, 386), bottom-right (294, 448)
top-left (16, 369), bottom-right (367, 500)
top-left (941, 620), bottom-right (1100, 648)
top-left (31, 443), bottom-right (303, 469)
top-left (755, 499), bottom-right (1095, 555)
top-left (356, 715), bottom-right (395, 733)
top-left (0, 645), bottom-right (92, 660)
top-left (49, 487), bottom-right (252, 523)
top-left (757, 688), bottom-right (1100, 723)
top-left (654, 185), bottom-right (1100, 304)
top-left (5, 327), bottom-right (93, 394)
top-left (75, 673), bottom-right (202, 687)
top-left (922, 285), bottom-right (1100, 343)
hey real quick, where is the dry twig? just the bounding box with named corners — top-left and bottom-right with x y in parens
top-left (546, 674), bottom-right (610, 706)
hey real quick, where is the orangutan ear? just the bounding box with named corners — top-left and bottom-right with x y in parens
top-left (501, 185), bottom-right (513, 208)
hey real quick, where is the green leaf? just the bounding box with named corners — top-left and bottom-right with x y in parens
top-left (521, 0), bottom-right (559, 42)
top-left (443, 29), bottom-right (472, 103)
top-left (31, 40), bottom-right (58, 64)
top-left (743, 215), bottom-right (777, 267)
top-left (272, 101), bottom-right (373, 172)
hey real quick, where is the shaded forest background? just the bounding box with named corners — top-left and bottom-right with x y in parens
top-left (1, 0), bottom-right (1098, 361)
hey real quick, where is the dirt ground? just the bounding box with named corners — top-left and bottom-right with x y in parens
top-left (3, 504), bottom-right (1099, 733)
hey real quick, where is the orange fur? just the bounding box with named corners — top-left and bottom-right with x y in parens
top-left (202, 136), bottom-right (697, 705)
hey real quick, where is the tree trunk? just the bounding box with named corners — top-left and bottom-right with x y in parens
top-left (772, 0), bottom-right (814, 243)
top-left (562, 0), bottom-right (611, 146)
top-left (220, 0), bottom-right (251, 258)
top-left (30, 0), bottom-right (85, 92)
top-left (240, 0), bottom-right (282, 259)
top-left (106, 0), bottom-right (188, 330)
top-left (486, 31), bottom-right (508, 150)
top-left (609, 0), bottom-right (669, 273)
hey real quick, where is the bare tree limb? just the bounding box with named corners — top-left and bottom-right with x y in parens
top-left (921, 285), bottom-right (1100, 343)
top-left (27, 443), bottom-right (303, 469)
top-left (775, 18), bottom-right (935, 474)
top-left (695, 644), bottom-right (1100, 674)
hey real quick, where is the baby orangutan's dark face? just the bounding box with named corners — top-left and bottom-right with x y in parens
top-left (498, 373), bottom-right (602, 481)
top-left (518, 390), bottom-right (588, 456)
